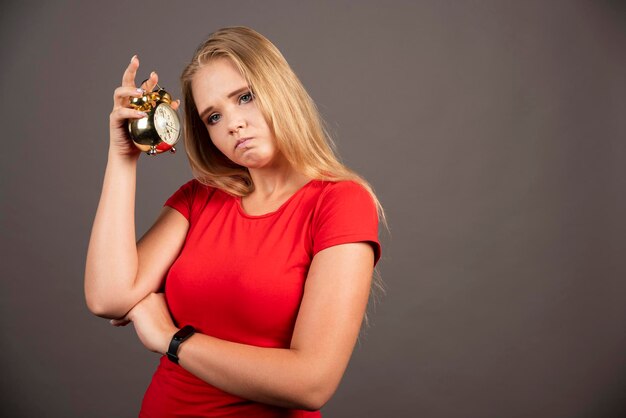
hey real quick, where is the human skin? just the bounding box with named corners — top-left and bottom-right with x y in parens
top-left (92, 56), bottom-right (375, 410)
top-left (85, 56), bottom-right (187, 319)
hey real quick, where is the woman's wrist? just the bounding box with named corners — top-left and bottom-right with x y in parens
top-left (161, 326), bottom-right (182, 356)
top-left (107, 149), bottom-right (140, 167)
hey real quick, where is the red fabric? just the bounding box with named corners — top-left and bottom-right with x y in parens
top-left (139, 179), bottom-right (381, 417)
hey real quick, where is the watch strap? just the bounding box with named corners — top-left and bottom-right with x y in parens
top-left (166, 325), bottom-right (196, 364)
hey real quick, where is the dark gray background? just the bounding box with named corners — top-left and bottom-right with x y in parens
top-left (1, 1), bottom-right (625, 417)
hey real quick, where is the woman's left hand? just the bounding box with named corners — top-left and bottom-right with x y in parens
top-left (110, 292), bottom-right (178, 355)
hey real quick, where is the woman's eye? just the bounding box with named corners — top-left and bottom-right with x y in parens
top-left (239, 92), bottom-right (253, 104)
top-left (208, 113), bottom-right (221, 125)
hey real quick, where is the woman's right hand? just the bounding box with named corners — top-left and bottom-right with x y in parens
top-left (109, 55), bottom-right (178, 160)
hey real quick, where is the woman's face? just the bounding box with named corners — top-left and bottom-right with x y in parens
top-left (191, 58), bottom-right (280, 169)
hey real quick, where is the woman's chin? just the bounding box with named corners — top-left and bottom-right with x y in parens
top-left (237, 151), bottom-right (280, 170)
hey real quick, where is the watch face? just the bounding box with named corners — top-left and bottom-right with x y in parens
top-left (154, 103), bottom-right (181, 145)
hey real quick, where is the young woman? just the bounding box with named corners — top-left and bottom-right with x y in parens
top-left (85, 26), bottom-right (385, 417)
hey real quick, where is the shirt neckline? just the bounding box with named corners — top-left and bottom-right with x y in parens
top-left (236, 180), bottom-right (316, 219)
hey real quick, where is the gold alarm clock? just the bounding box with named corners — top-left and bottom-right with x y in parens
top-left (128, 84), bottom-right (181, 155)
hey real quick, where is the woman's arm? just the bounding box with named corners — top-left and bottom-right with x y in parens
top-left (84, 56), bottom-right (188, 318)
top-left (126, 241), bottom-right (374, 411)
top-left (85, 202), bottom-right (188, 318)
top-left (84, 152), bottom-right (139, 317)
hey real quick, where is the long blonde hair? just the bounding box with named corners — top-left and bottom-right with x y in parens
top-left (180, 27), bottom-right (388, 305)
top-left (180, 26), bottom-right (386, 225)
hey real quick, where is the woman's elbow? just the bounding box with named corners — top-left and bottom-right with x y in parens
top-left (298, 393), bottom-right (330, 412)
top-left (296, 370), bottom-right (341, 411)
top-left (297, 388), bottom-right (336, 411)
top-left (84, 291), bottom-right (130, 319)
top-left (85, 298), bottom-right (116, 319)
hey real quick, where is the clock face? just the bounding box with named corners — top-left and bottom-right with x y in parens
top-left (154, 103), bottom-right (181, 145)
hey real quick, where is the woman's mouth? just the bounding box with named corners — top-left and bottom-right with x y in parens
top-left (235, 138), bottom-right (252, 149)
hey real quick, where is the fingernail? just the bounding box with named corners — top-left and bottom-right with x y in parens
top-left (136, 88), bottom-right (145, 94)
top-left (137, 111), bottom-right (148, 117)
top-left (151, 71), bottom-right (157, 78)
top-left (130, 54), bottom-right (137, 63)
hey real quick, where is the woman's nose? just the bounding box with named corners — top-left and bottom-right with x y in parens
top-left (228, 112), bottom-right (246, 134)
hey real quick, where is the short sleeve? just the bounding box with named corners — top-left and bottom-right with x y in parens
top-left (163, 179), bottom-right (197, 220)
top-left (312, 181), bottom-right (382, 267)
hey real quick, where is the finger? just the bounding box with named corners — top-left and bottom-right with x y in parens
top-left (113, 86), bottom-right (146, 107)
top-left (171, 99), bottom-right (181, 111)
top-left (140, 71), bottom-right (159, 92)
top-left (110, 107), bottom-right (148, 124)
top-left (122, 55), bottom-right (140, 88)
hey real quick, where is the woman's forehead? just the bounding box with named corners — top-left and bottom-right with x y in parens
top-left (192, 59), bottom-right (246, 91)
top-left (192, 59), bottom-right (249, 108)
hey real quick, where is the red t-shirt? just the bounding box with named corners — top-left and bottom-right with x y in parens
top-left (139, 179), bottom-right (381, 417)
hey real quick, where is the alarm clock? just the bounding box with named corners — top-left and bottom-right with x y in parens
top-left (128, 85), bottom-right (181, 156)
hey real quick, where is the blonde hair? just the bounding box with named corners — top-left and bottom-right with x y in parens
top-left (181, 27), bottom-right (386, 218)
top-left (180, 27), bottom-right (388, 305)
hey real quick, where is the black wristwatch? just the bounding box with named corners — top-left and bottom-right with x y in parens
top-left (166, 325), bottom-right (196, 364)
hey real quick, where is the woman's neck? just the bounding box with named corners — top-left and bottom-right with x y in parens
top-left (247, 156), bottom-right (310, 199)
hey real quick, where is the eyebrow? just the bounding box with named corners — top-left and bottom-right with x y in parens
top-left (198, 86), bottom-right (251, 121)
